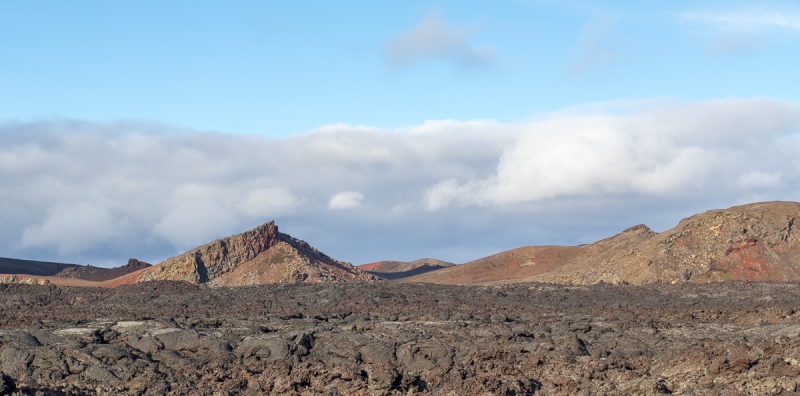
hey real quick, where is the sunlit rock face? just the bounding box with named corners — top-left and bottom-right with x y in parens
top-left (136, 221), bottom-right (378, 286)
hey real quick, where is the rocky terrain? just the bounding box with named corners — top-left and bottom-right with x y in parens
top-left (4, 202), bottom-right (800, 395)
top-left (1, 281), bottom-right (800, 395)
top-left (359, 259), bottom-right (455, 281)
top-left (408, 201), bottom-right (800, 285)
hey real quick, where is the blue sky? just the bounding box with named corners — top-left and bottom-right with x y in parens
top-left (1, 1), bottom-right (800, 267)
top-left (3, 1), bottom-right (798, 135)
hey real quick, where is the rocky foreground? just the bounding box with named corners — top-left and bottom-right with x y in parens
top-left (1, 281), bottom-right (800, 395)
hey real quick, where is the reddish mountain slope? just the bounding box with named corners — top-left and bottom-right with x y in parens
top-left (405, 201), bottom-right (800, 285)
top-left (135, 221), bottom-right (377, 286)
top-left (360, 258), bottom-right (454, 273)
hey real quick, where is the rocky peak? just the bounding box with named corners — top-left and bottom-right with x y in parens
top-left (136, 221), bottom-right (377, 285)
top-left (621, 224), bottom-right (655, 236)
top-left (124, 258), bottom-right (153, 271)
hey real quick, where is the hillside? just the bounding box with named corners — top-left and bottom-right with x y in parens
top-left (0, 257), bottom-right (79, 277)
top-left (359, 258), bottom-right (455, 280)
top-left (134, 221), bottom-right (377, 286)
top-left (405, 201), bottom-right (800, 285)
top-left (0, 257), bottom-right (151, 283)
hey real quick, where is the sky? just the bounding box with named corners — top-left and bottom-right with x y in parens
top-left (1, 0), bottom-right (800, 267)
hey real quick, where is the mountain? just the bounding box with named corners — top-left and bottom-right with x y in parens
top-left (133, 221), bottom-right (377, 286)
top-left (359, 258), bottom-right (455, 280)
top-left (0, 257), bottom-right (151, 282)
top-left (405, 201), bottom-right (800, 285)
top-left (54, 258), bottom-right (152, 281)
top-left (0, 257), bottom-right (80, 277)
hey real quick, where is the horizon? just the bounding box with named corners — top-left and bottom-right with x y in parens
top-left (2, 198), bottom-right (792, 268)
top-left (2, 1), bottom-right (800, 267)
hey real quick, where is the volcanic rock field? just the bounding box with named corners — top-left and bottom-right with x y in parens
top-left (3, 202), bottom-right (800, 395)
top-left (2, 281), bottom-right (800, 395)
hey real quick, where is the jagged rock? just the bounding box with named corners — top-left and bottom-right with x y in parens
top-left (1, 281), bottom-right (800, 394)
top-left (0, 371), bottom-right (14, 394)
top-left (0, 347), bottom-right (32, 378)
top-left (125, 258), bottom-right (150, 268)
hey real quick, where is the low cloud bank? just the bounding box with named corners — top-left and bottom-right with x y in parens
top-left (2, 98), bottom-right (799, 265)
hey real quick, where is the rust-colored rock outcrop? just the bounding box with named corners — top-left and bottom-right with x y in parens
top-left (407, 201), bottom-right (800, 285)
top-left (135, 221), bottom-right (377, 286)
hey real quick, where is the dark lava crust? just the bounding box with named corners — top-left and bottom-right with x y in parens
top-left (2, 281), bottom-right (800, 395)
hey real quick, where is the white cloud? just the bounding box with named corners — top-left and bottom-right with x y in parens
top-left (328, 191), bottom-right (364, 210)
top-left (682, 8), bottom-right (800, 53)
top-left (385, 13), bottom-right (495, 68)
top-left (2, 98), bottom-right (800, 265)
top-left (21, 203), bottom-right (128, 255)
top-left (153, 200), bottom-right (239, 250)
top-left (238, 187), bottom-right (299, 218)
top-left (683, 10), bottom-right (800, 32)
top-left (738, 171), bottom-right (783, 189)
top-left (423, 98), bottom-right (800, 210)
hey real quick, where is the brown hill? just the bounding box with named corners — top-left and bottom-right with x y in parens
top-left (359, 258), bottom-right (455, 280)
top-left (134, 221), bottom-right (377, 286)
top-left (0, 257), bottom-right (151, 282)
top-left (54, 258), bottom-right (152, 281)
top-left (0, 257), bottom-right (79, 276)
top-left (405, 201), bottom-right (800, 285)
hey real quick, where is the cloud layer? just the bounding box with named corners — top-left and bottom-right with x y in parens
top-left (2, 98), bottom-right (800, 265)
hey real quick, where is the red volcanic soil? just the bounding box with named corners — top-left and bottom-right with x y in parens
top-left (359, 262), bottom-right (382, 271)
top-left (407, 201), bottom-right (800, 285)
